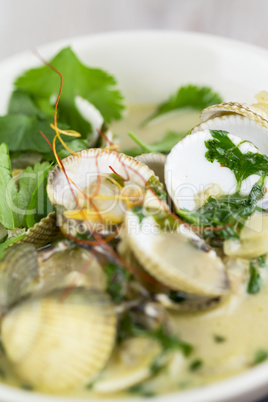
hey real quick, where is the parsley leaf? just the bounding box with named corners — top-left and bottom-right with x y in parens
top-left (143, 85), bottom-right (222, 125)
top-left (247, 260), bottom-right (262, 294)
top-left (104, 263), bottom-right (130, 303)
top-left (253, 350), bottom-right (268, 365)
top-left (205, 130), bottom-right (268, 190)
top-left (15, 47), bottom-right (124, 136)
top-left (0, 144), bottom-right (50, 229)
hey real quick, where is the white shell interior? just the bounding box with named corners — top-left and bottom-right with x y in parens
top-left (193, 114), bottom-right (268, 154)
top-left (165, 129), bottom-right (266, 211)
top-left (48, 149), bottom-right (154, 210)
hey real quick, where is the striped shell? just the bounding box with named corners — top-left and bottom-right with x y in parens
top-left (124, 211), bottom-right (229, 297)
top-left (47, 148), bottom-right (155, 210)
top-left (21, 212), bottom-right (61, 248)
top-left (192, 101), bottom-right (268, 154)
top-left (1, 288), bottom-right (117, 392)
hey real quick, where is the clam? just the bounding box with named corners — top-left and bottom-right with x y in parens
top-left (0, 244), bottom-right (38, 310)
top-left (93, 337), bottom-right (162, 393)
top-left (192, 100), bottom-right (268, 154)
top-left (165, 129), bottom-right (266, 212)
top-left (37, 241), bottom-right (107, 292)
top-left (135, 153), bottom-right (167, 186)
top-left (47, 148), bottom-right (159, 236)
top-left (124, 210), bottom-right (229, 298)
top-left (1, 288), bottom-right (117, 392)
top-left (224, 213), bottom-right (268, 259)
top-left (20, 212), bottom-right (62, 248)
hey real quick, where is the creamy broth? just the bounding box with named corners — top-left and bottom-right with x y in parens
top-left (1, 104), bottom-right (268, 399)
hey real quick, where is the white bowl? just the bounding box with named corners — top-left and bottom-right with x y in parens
top-left (1, 30), bottom-right (268, 402)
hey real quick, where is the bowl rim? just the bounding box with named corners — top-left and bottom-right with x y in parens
top-left (1, 29), bottom-right (268, 402)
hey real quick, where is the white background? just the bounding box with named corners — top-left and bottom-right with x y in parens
top-left (1, 0), bottom-right (268, 61)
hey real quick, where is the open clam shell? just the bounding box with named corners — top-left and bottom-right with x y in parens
top-left (93, 337), bottom-right (162, 393)
top-left (47, 148), bottom-right (157, 237)
top-left (135, 153), bottom-right (167, 186)
top-left (0, 244), bottom-right (38, 310)
top-left (1, 288), bottom-right (117, 392)
top-left (192, 102), bottom-right (268, 154)
top-left (124, 211), bottom-right (229, 297)
top-left (20, 212), bottom-right (62, 248)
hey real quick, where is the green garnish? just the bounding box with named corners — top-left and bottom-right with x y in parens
top-left (104, 263), bottom-right (130, 303)
top-left (143, 85), bottom-right (222, 125)
top-left (127, 130), bottom-right (187, 156)
top-left (128, 385), bottom-right (156, 398)
top-left (0, 233), bottom-right (27, 260)
top-left (178, 190), bottom-right (262, 241)
top-left (0, 47), bottom-right (124, 155)
top-left (0, 143), bottom-right (51, 229)
top-left (146, 176), bottom-right (166, 201)
top-left (118, 313), bottom-right (193, 357)
top-left (20, 383), bottom-right (33, 391)
top-left (108, 173), bottom-right (125, 188)
top-left (247, 260), bottom-right (262, 294)
top-left (205, 130), bottom-right (268, 191)
top-left (189, 359), bottom-right (203, 371)
top-left (132, 205), bottom-right (147, 223)
top-left (253, 350), bottom-right (268, 365)
top-left (213, 335), bottom-right (226, 343)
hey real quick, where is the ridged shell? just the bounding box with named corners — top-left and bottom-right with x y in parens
top-left (21, 212), bottom-right (61, 248)
top-left (124, 211), bottom-right (229, 297)
top-left (135, 153), bottom-right (167, 186)
top-left (47, 148), bottom-right (155, 210)
top-left (200, 102), bottom-right (268, 129)
top-left (1, 288), bottom-right (117, 392)
top-left (192, 112), bottom-right (268, 154)
top-left (93, 337), bottom-right (162, 393)
top-left (0, 244), bottom-right (38, 310)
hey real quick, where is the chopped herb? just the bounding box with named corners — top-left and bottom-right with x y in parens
top-left (257, 254), bottom-right (267, 268)
top-left (150, 355), bottom-right (166, 376)
top-left (189, 359), bottom-right (203, 371)
top-left (128, 384), bottom-right (156, 398)
top-left (253, 350), bottom-right (268, 365)
top-left (21, 383), bottom-right (33, 391)
top-left (178, 189), bottom-right (262, 241)
top-left (146, 176), bottom-right (166, 201)
top-left (104, 263), bottom-right (130, 303)
top-left (214, 335), bottom-right (226, 343)
top-left (132, 205), bottom-right (147, 223)
top-left (153, 211), bottom-right (178, 231)
top-left (205, 130), bottom-right (268, 190)
top-left (143, 85), bottom-right (222, 125)
top-left (108, 173), bottom-right (125, 188)
top-left (247, 261), bottom-right (262, 294)
top-left (0, 368), bottom-right (6, 379)
top-left (118, 313), bottom-right (193, 356)
top-left (169, 291), bottom-right (187, 303)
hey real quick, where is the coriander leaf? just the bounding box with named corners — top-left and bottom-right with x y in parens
top-left (0, 114), bottom-right (67, 153)
top-left (213, 335), bottom-right (226, 343)
top-left (126, 130), bottom-right (187, 156)
top-left (253, 350), bottom-right (268, 365)
top-left (104, 263), bottom-right (130, 303)
top-left (15, 47), bottom-right (124, 136)
top-left (0, 144), bottom-right (50, 229)
top-left (132, 205), bottom-right (147, 223)
top-left (26, 164), bottom-right (53, 228)
top-left (8, 90), bottom-right (47, 118)
top-left (189, 359), bottom-right (203, 371)
top-left (146, 176), bottom-right (167, 201)
top-left (248, 261), bottom-right (262, 294)
top-left (205, 131), bottom-right (268, 189)
top-left (57, 138), bottom-right (88, 159)
top-left (143, 85), bottom-right (222, 125)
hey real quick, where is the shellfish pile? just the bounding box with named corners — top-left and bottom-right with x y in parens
top-left (1, 91), bottom-right (268, 396)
